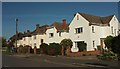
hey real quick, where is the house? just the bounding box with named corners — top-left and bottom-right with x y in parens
top-left (45, 19), bottom-right (69, 44)
top-left (10, 12), bottom-right (120, 52)
top-left (69, 12), bottom-right (120, 52)
top-left (30, 24), bottom-right (48, 48)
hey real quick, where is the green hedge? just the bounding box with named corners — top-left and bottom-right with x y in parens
top-left (48, 43), bottom-right (62, 55)
top-left (40, 43), bottom-right (49, 54)
top-left (40, 43), bottom-right (62, 56)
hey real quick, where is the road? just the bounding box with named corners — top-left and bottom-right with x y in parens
top-left (2, 54), bottom-right (119, 69)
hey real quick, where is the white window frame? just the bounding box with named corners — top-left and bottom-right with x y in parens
top-left (75, 27), bottom-right (83, 34)
top-left (49, 33), bottom-right (54, 38)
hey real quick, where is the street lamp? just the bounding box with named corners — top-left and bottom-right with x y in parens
top-left (15, 18), bottom-right (18, 48)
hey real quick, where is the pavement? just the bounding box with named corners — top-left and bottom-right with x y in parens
top-left (2, 54), bottom-right (120, 68)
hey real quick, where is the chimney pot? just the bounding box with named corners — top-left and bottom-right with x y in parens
top-left (36, 24), bottom-right (40, 28)
top-left (36, 24), bottom-right (39, 27)
top-left (27, 30), bottom-right (30, 33)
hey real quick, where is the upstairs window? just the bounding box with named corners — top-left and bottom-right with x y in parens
top-left (92, 26), bottom-right (95, 33)
top-left (111, 26), bottom-right (113, 34)
top-left (77, 15), bottom-right (79, 20)
top-left (59, 32), bottom-right (61, 37)
top-left (114, 17), bottom-right (116, 21)
top-left (93, 40), bottom-right (95, 48)
top-left (114, 29), bottom-right (116, 36)
top-left (49, 33), bottom-right (54, 38)
top-left (34, 43), bottom-right (36, 47)
top-left (41, 39), bottom-right (43, 43)
top-left (75, 27), bottom-right (83, 34)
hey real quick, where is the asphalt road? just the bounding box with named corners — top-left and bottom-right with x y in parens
top-left (2, 55), bottom-right (77, 67)
top-left (2, 54), bottom-right (119, 69)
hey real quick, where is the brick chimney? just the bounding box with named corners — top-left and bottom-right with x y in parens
top-left (27, 30), bottom-right (30, 33)
top-left (62, 19), bottom-right (67, 29)
top-left (36, 24), bottom-right (40, 29)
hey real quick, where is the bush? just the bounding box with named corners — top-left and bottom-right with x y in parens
top-left (40, 43), bottom-right (49, 54)
top-left (60, 39), bottom-right (73, 48)
top-left (30, 48), bottom-right (34, 53)
top-left (17, 45), bottom-right (23, 54)
top-left (77, 42), bottom-right (87, 52)
top-left (48, 43), bottom-right (62, 56)
top-left (36, 49), bottom-right (40, 54)
top-left (97, 50), bottom-right (118, 60)
top-left (22, 45), bottom-right (31, 54)
top-left (17, 45), bottom-right (31, 54)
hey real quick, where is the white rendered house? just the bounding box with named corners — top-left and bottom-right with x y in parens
top-left (11, 12), bottom-right (120, 52)
top-left (69, 12), bottom-right (120, 52)
top-left (45, 20), bottom-right (69, 44)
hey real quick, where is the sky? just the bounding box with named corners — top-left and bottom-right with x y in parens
top-left (1, 0), bottom-right (120, 2)
top-left (2, 2), bottom-right (119, 40)
top-left (0, 2), bottom-right (2, 37)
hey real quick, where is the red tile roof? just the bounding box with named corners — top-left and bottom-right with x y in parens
top-left (51, 20), bottom-right (69, 32)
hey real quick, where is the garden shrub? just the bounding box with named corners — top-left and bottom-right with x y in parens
top-left (48, 43), bottom-right (62, 56)
top-left (18, 45), bottom-right (23, 54)
top-left (97, 50), bottom-right (118, 60)
top-left (22, 45), bottom-right (31, 54)
top-left (40, 43), bottom-right (49, 54)
top-left (36, 49), bottom-right (40, 54)
top-left (77, 42), bottom-right (87, 52)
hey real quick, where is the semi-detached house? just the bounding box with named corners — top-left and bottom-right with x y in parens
top-left (10, 12), bottom-right (120, 52)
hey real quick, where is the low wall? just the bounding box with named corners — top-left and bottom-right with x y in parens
top-left (67, 50), bottom-right (101, 57)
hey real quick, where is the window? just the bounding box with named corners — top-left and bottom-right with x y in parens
top-left (59, 32), bottom-right (61, 37)
top-left (34, 43), bottom-right (36, 47)
top-left (114, 29), bottom-right (116, 36)
top-left (93, 40), bottom-right (95, 48)
top-left (77, 15), bottom-right (79, 20)
top-left (118, 29), bottom-right (120, 35)
top-left (111, 26), bottom-right (113, 34)
top-left (34, 35), bottom-right (36, 39)
top-left (41, 39), bottom-right (43, 43)
top-left (92, 26), bottom-right (95, 33)
top-left (75, 27), bottom-right (83, 34)
top-left (49, 33), bottom-right (54, 38)
top-left (114, 17), bottom-right (116, 21)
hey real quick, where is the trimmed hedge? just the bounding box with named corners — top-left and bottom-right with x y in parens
top-left (17, 45), bottom-right (32, 54)
top-left (40, 43), bottom-right (62, 56)
top-left (40, 43), bottom-right (49, 54)
top-left (48, 43), bottom-right (62, 55)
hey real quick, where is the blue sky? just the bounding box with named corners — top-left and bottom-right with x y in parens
top-left (2, 2), bottom-right (118, 40)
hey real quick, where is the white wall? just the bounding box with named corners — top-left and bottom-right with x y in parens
top-left (69, 13), bottom-right (91, 51)
top-left (45, 27), bottom-right (69, 45)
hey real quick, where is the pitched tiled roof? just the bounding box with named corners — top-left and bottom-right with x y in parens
top-left (9, 32), bottom-right (24, 41)
top-left (51, 21), bottom-right (69, 32)
top-left (78, 12), bottom-right (114, 25)
top-left (23, 30), bottom-right (31, 37)
top-left (32, 24), bottom-right (49, 35)
top-left (39, 25), bottom-right (49, 34)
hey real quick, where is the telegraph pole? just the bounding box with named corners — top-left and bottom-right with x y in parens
top-left (15, 18), bottom-right (18, 48)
